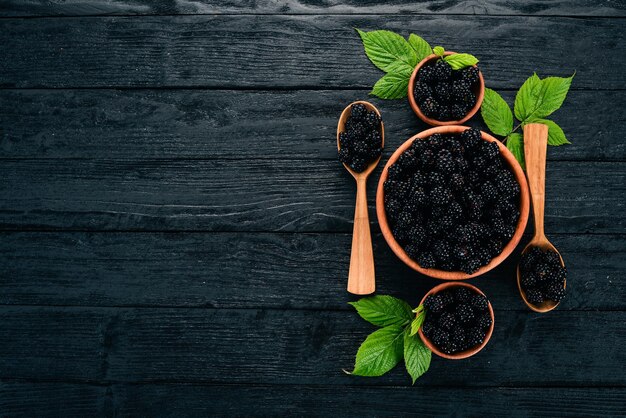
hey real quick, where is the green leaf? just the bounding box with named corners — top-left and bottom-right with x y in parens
top-left (531, 74), bottom-right (575, 118)
top-left (409, 304), bottom-right (426, 336)
top-left (403, 329), bottom-right (431, 384)
top-left (481, 88), bottom-right (513, 136)
top-left (349, 295), bottom-right (414, 327)
top-left (370, 71), bottom-right (410, 99)
top-left (433, 46), bottom-right (445, 57)
top-left (514, 73), bottom-right (542, 121)
top-left (356, 29), bottom-right (417, 73)
top-left (352, 325), bottom-right (404, 377)
top-left (532, 119), bottom-right (571, 146)
top-left (506, 132), bottom-right (525, 170)
top-left (443, 53), bottom-right (479, 70)
top-left (408, 34), bottom-right (432, 61)
top-left (515, 73), bottom-right (575, 121)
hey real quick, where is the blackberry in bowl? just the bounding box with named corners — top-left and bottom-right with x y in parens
top-left (375, 126), bottom-right (529, 280)
top-left (408, 52), bottom-right (484, 126)
top-left (419, 282), bottom-right (494, 359)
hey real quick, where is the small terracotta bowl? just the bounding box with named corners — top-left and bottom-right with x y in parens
top-left (418, 282), bottom-right (495, 360)
top-left (375, 125), bottom-right (530, 280)
top-left (408, 52), bottom-right (485, 126)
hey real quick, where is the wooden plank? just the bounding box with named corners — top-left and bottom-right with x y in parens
top-left (0, 16), bottom-right (619, 89)
top-left (0, 307), bottom-right (623, 385)
top-left (0, 232), bottom-right (623, 310)
top-left (1, 0), bottom-right (624, 17)
top-left (2, 382), bottom-right (624, 417)
top-left (0, 89), bottom-right (620, 161)
top-left (0, 382), bottom-right (109, 418)
top-left (114, 385), bottom-right (626, 417)
top-left (0, 159), bottom-right (622, 233)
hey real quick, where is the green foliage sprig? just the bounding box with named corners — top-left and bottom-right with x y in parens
top-left (356, 29), bottom-right (478, 99)
top-left (481, 73), bottom-right (575, 168)
top-left (345, 295), bottom-right (430, 384)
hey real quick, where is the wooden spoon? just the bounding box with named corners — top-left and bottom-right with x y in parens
top-left (337, 101), bottom-right (384, 295)
top-left (517, 123), bottom-right (566, 312)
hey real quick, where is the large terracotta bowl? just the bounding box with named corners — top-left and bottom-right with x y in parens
top-left (375, 125), bottom-right (530, 280)
top-left (418, 282), bottom-right (495, 360)
top-left (408, 51), bottom-right (485, 126)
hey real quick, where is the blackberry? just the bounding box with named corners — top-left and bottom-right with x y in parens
top-left (475, 247), bottom-right (492, 265)
top-left (450, 325), bottom-right (466, 346)
top-left (450, 104), bottom-right (467, 120)
top-left (428, 171), bottom-right (446, 187)
top-left (449, 140), bottom-right (465, 156)
top-left (471, 294), bottom-right (489, 311)
top-left (407, 225), bottom-right (427, 246)
top-left (424, 294), bottom-right (445, 314)
top-left (395, 210), bottom-right (413, 230)
top-left (393, 225), bottom-right (409, 243)
top-left (364, 111), bottom-right (381, 128)
top-left (410, 171), bottom-right (427, 187)
top-left (430, 186), bottom-right (453, 206)
top-left (416, 251), bottom-right (436, 269)
top-left (496, 172), bottom-right (520, 198)
top-left (432, 60), bottom-right (453, 81)
top-left (387, 163), bottom-right (403, 181)
top-left (408, 187), bottom-right (428, 207)
top-left (350, 157), bottom-right (366, 172)
top-left (421, 319), bottom-right (435, 338)
top-left (431, 328), bottom-right (450, 349)
top-left (525, 288), bottom-right (544, 304)
top-left (453, 287), bottom-right (473, 304)
top-left (545, 250), bottom-right (562, 266)
top-left (465, 327), bottom-right (485, 347)
top-left (455, 303), bottom-right (475, 324)
top-left (413, 81), bottom-right (432, 101)
top-left (472, 155), bottom-right (487, 169)
top-left (338, 131), bottom-right (352, 149)
top-left (452, 80), bottom-right (473, 103)
top-left (438, 312), bottom-right (456, 330)
top-left (460, 128), bottom-right (482, 149)
top-left (419, 148), bottom-right (435, 167)
top-left (453, 244), bottom-right (473, 263)
top-left (338, 147), bottom-right (350, 163)
top-left (345, 119), bottom-right (367, 137)
top-left (418, 65), bottom-right (436, 83)
top-left (545, 282), bottom-right (566, 302)
top-left (460, 258), bottom-right (481, 274)
top-left (448, 201), bottom-right (464, 221)
top-left (491, 217), bottom-right (515, 240)
top-left (384, 197), bottom-right (401, 222)
top-left (366, 130), bottom-right (382, 148)
top-left (433, 240), bottom-right (452, 263)
top-left (482, 141), bottom-right (500, 160)
top-left (421, 96), bottom-right (440, 118)
top-left (350, 103), bottom-right (367, 120)
top-left (449, 173), bottom-right (464, 191)
top-left (428, 134), bottom-right (445, 149)
top-left (521, 272), bottom-right (537, 288)
top-left (404, 243), bottom-right (420, 260)
top-left (384, 180), bottom-right (409, 198)
top-left (459, 66), bottom-right (480, 86)
top-left (438, 105), bottom-right (452, 121)
top-left (440, 291), bottom-right (454, 307)
top-left (486, 239), bottom-right (504, 258)
top-left (398, 149), bottom-right (418, 170)
top-left (477, 312), bottom-right (493, 330)
top-left (480, 181), bottom-right (499, 202)
top-left (436, 149), bottom-right (456, 174)
top-left (434, 82), bottom-right (453, 103)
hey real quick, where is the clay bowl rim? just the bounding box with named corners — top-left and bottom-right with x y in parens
top-left (418, 281), bottom-right (495, 360)
top-left (408, 51), bottom-right (485, 126)
top-left (375, 125), bottom-right (530, 280)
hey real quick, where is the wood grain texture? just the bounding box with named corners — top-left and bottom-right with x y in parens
top-left (0, 307), bottom-right (623, 385)
top-left (1, 232), bottom-right (622, 310)
top-left (2, 89), bottom-right (619, 161)
top-left (0, 382), bottom-right (109, 418)
top-left (0, 15), bottom-right (618, 89)
top-left (0, 159), bottom-right (623, 232)
top-left (114, 385), bottom-right (626, 417)
top-left (2, 0), bottom-right (625, 17)
top-left (2, 383), bottom-right (624, 418)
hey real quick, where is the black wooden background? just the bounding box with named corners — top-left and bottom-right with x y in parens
top-left (1, 1), bottom-right (625, 417)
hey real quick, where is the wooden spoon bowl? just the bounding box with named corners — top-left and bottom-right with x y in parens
top-left (517, 123), bottom-right (567, 312)
top-left (337, 101), bottom-right (384, 295)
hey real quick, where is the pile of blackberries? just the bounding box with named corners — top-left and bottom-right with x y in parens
top-left (422, 287), bottom-right (492, 354)
top-left (383, 128), bottom-right (521, 274)
top-left (413, 60), bottom-right (481, 121)
top-left (519, 246), bottom-right (567, 304)
top-left (338, 103), bottom-right (383, 172)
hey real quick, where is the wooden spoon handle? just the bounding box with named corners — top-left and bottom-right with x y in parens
top-left (524, 123), bottom-right (549, 240)
top-left (347, 178), bottom-right (375, 295)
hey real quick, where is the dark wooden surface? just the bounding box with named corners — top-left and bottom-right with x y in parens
top-left (1, 1), bottom-right (625, 417)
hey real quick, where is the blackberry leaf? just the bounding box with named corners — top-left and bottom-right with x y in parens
top-left (481, 88), bottom-right (513, 136)
top-left (514, 73), bottom-right (542, 121)
top-left (506, 132), bottom-right (525, 170)
top-left (351, 325), bottom-right (404, 377)
top-left (444, 53), bottom-right (479, 70)
top-left (408, 34), bottom-right (432, 61)
top-left (410, 304), bottom-right (426, 336)
top-left (371, 71), bottom-right (410, 99)
top-left (530, 118), bottom-right (571, 146)
top-left (349, 295), bottom-right (414, 327)
top-left (356, 29), bottom-right (418, 72)
top-left (404, 329), bottom-right (432, 384)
